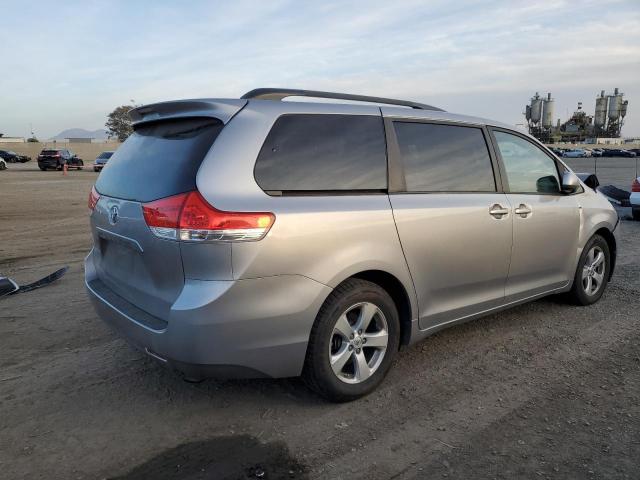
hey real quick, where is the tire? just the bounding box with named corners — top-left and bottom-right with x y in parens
top-left (566, 234), bottom-right (610, 306)
top-left (633, 208), bottom-right (640, 221)
top-left (39, 166), bottom-right (46, 171)
top-left (303, 278), bottom-right (400, 402)
top-left (0, 162), bottom-right (6, 171)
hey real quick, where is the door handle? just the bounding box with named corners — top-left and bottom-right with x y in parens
top-left (489, 204), bottom-right (509, 219)
top-left (514, 204), bottom-right (532, 218)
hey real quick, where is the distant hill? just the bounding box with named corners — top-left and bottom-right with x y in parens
top-left (51, 128), bottom-right (109, 140)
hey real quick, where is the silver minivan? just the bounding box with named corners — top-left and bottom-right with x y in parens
top-left (86, 89), bottom-right (618, 401)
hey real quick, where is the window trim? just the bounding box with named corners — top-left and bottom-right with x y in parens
top-left (386, 118), bottom-right (503, 194)
top-left (487, 127), bottom-right (583, 196)
top-left (253, 112), bottom-right (389, 197)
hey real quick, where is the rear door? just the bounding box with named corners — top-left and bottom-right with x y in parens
top-left (386, 119), bottom-right (513, 330)
top-left (89, 113), bottom-right (236, 320)
top-left (489, 129), bottom-right (580, 301)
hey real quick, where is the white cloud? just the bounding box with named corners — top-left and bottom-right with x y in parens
top-left (0, 0), bottom-right (638, 137)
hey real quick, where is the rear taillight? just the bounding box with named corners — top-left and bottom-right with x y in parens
top-left (632, 178), bottom-right (640, 193)
top-left (88, 186), bottom-right (100, 210)
top-left (142, 191), bottom-right (275, 242)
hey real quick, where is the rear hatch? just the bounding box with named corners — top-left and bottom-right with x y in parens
top-left (89, 99), bottom-right (246, 320)
top-left (39, 150), bottom-right (61, 166)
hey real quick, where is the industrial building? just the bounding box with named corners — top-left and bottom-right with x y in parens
top-left (525, 88), bottom-right (629, 143)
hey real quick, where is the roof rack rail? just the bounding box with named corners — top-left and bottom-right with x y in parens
top-left (241, 88), bottom-right (444, 111)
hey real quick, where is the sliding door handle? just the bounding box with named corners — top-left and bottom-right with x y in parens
top-left (489, 204), bottom-right (509, 219)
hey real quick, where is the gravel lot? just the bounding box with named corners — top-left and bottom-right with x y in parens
top-left (1, 163), bottom-right (639, 479)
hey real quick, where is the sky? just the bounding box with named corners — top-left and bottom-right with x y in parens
top-left (1, 0), bottom-right (639, 139)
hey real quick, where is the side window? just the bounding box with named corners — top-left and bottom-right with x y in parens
top-left (393, 122), bottom-right (496, 192)
top-left (254, 114), bottom-right (387, 192)
top-left (493, 131), bottom-right (560, 194)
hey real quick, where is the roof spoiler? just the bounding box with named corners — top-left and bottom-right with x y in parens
top-left (242, 88), bottom-right (444, 112)
top-left (129, 99), bottom-right (247, 126)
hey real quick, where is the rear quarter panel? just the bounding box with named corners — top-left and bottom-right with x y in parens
top-left (195, 100), bottom-right (418, 319)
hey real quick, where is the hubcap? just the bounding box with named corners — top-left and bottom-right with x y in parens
top-left (329, 302), bottom-right (389, 384)
top-left (581, 246), bottom-right (606, 296)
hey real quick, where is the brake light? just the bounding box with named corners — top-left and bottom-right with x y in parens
top-left (142, 191), bottom-right (275, 242)
top-left (88, 186), bottom-right (100, 210)
top-left (632, 178), bottom-right (640, 193)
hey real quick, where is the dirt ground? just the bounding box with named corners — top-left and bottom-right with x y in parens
top-left (1, 163), bottom-right (639, 480)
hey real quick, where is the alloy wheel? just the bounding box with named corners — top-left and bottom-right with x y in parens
top-left (582, 246), bottom-right (606, 296)
top-left (329, 302), bottom-right (389, 384)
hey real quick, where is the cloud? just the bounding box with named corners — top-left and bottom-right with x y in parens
top-left (0, 0), bottom-right (638, 137)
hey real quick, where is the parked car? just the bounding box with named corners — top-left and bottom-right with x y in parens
top-left (85, 88), bottom-right (619, 401)
top-left (631, 177), bottom-right (640, 221)
top-left (628, 148), bottom-right (640, 157)
top-left (93, 151), bottom-right (114, 172)
top-left (563, 149), bottom-right (587, 158)
top-left (0, 158), bottom-right (6, 170)
top-left (0, 150), bottom-right (31, 163)
top-left (590, 148), bottom-right (603, 157)
top-left (37, 149), bottom-right (84, 170)
top-left (603, 149), bottom-right (637, 158)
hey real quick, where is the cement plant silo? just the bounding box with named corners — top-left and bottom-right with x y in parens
top-left (594, 90), bottom-right (608, 129)
top-left (608, 87), bottom-right (622, 121)
top-left (530, 92), bottom-right (542, 124)
top-left (542, 93), bottom-right (554, 128)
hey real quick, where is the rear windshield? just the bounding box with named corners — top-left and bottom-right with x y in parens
top-left (97, 152), bottom-right (113, 159)
top-left (95, 118), bottom-right (223, 202)
top-left (41, 150), bottom-right (61, 155)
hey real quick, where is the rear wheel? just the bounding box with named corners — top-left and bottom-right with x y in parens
top-left (566, 234), bottom-right (610, 305)
top-left (633, 208), bottom-right (640, 221)
top-left (303, 279), bottom-right (400, 402)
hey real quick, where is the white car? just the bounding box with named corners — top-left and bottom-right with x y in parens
top-left (563, 149), bottom-right (587, 158)
top-left (631, 177), bottom-right (640, 220)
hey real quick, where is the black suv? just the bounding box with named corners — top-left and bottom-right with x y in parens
top-left (37, 149), bottom-right (84, 171)
top-left (0, 150), bottom-right (31, 163)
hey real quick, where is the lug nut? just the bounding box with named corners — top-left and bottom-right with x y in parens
top-left (363, 338), bottom-right (367, 344)
top-left (358, 329), bottom-right (362, 335)
top-left (349, 345), bottom-right (353, 351)
top-left (350, 333), bottom-right (354, 339)
top-left (356, 348), bottom-right (361, 354)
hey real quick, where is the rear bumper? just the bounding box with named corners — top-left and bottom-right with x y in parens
top-left (84, 251), bottom-right (331, 379)
top-left (630, 192), bottom-right (640, 208)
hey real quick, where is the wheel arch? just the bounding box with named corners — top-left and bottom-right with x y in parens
top-left (593, 226), bottom-right (616, 280)
top-left (344, 270), bottom-right (415, 346)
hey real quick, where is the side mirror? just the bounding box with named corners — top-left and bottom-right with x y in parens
top-left (561, 171), bottom-right (581, 193)
top-left (575, 172), bottom-right (600, 191)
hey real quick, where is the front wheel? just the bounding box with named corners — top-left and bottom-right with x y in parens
top-left (566, 234), bottom-right (610, 305)
top-left (303, 279), bottom-right (400, 402)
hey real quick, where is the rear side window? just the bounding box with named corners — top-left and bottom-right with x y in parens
top-left (493, 131), bottom-right (560, 194)
top-left (254, 114), bottom-right (387, 192)
top-left (393, 122), bottom-right (496, 192)
top-left (96, 118), bottom-right (223, 202)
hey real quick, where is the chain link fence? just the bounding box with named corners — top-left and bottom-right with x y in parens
top-left (563, 156), bottom-right (639, 191)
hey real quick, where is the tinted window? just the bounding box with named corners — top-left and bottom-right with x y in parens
top-left (393, 122), bottom-right (496, 192)
top-left (254, 114), bottom-right (387, 192)
top-left (493, 131), bottom-right (560, 194)
top-left (96, 118), bottom-right (223, 202)
top-left (97, 152), bottom-right (113, 159)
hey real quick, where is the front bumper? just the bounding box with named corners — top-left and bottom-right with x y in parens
top-left (84, 252), bottom-right (331, 379)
